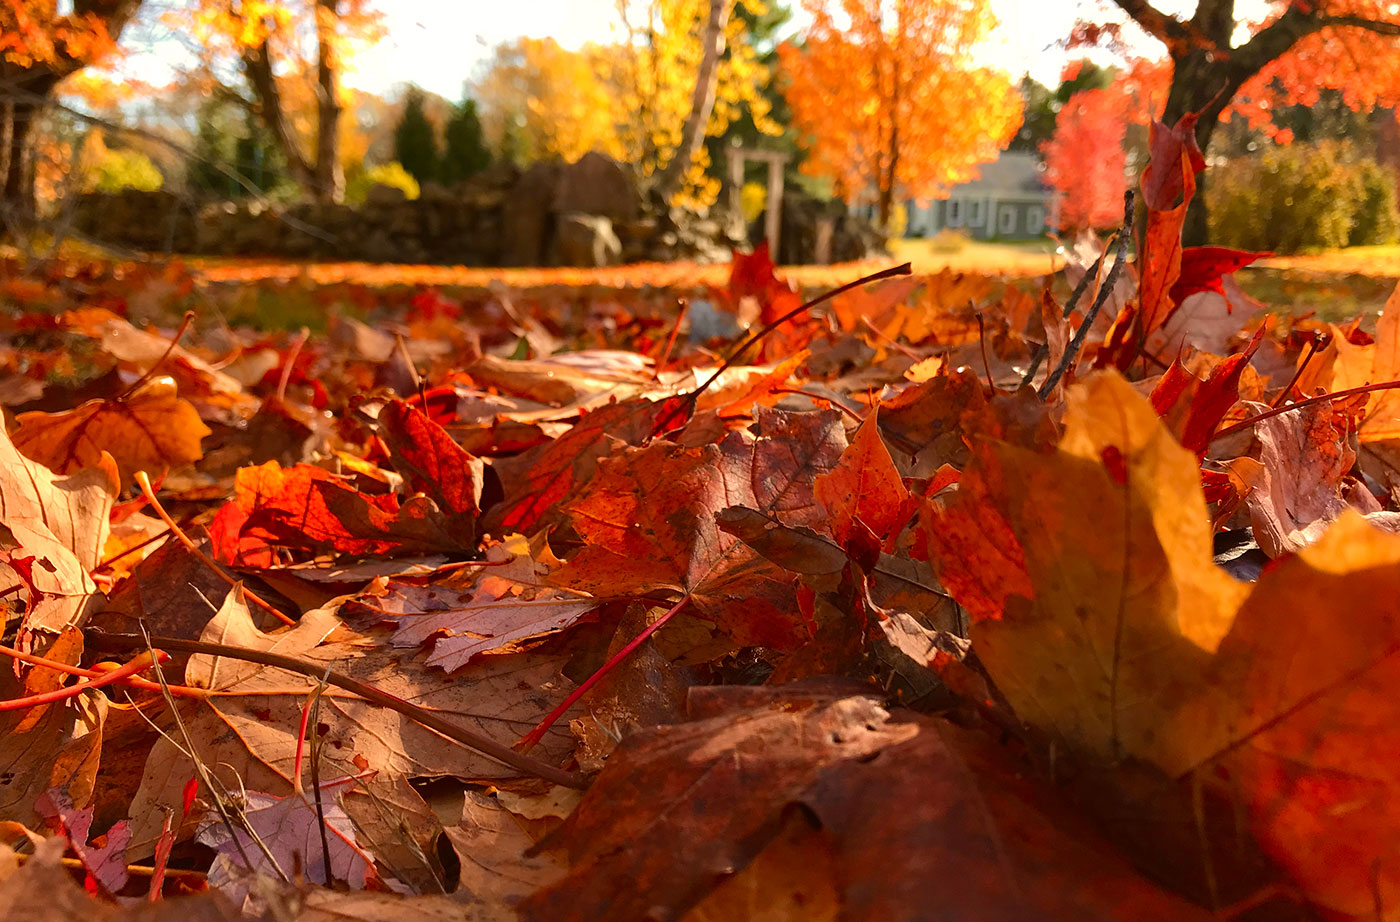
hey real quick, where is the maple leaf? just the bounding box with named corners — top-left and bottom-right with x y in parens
top-left (123, 595), bottom-right (579, 856)
top-left (0, 630), bottom-right (107, 828)
top-left (1168, 245), bottom-right (1271, 305)
top-left (1137, 115), bottom-right (1206, 339)
top-left (376, 400), bottom-right (483, 532)
top-left (221, 460), bottom-right (466, 559)
top-left (1243, 400), bottom-right (1355, 556)
top-left (924, 370), bottom-right (1400, 918)
top-left (12, 383), bottom-right (212, 484)
top-left (355, 536), bottom-right (595, 672)
top-left (1148, 324), bottom-right (1266, 455)
top-left (487, 397), bottom-right (672, 534)
top-left (197, 776), bottom-right (373, 906)
top-left (551, 407), bottom-right (847, 650)
top-left (522, 684), bottom-right (1214, 922)
top-left (813, 407), bottom-right (911, 549)
top-left (35, 788), bottom-right (131, 895)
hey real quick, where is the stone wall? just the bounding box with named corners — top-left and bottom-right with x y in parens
top-left (69, 152), bottom-right (884, 267)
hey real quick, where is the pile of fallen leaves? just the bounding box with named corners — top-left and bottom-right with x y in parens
top-left (2, 115), bottom-right (1400, 922)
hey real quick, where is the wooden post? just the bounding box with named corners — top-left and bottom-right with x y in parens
top-left (728, 147), bottom-right (744, 219)
top-left (765, 156), bottom-right (784, 259)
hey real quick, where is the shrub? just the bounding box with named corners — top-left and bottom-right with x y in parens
top-left (1209, 141), bottom-right (1399, 253)
top-left (1350, 159), bottom-right (1400, 247)
top-left (344, 162), bottom-right (421, 205)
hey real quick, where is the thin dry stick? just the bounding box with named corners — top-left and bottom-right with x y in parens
top-left (134, 471), bottom-right (296, 628)
top-left (84, 629), bottom-right (588, 789)
top-left (1269, 331), bottom-right (1326, 408)
top-left (1038, 191), bottom-right (1135, 400)
top-left (1019, 248), bottom-right (1107, 388)
top-left (652, 262), bottom-right (913, 434)
top-left (1210, 379), bottom-right (1400, 442)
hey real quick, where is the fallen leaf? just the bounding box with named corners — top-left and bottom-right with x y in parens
top-left (552, 408), bottom-right (847, 650)
top-left (13, 384), bottom-right (211, 484)
top-left (197, 776), bottom-right (373, 906)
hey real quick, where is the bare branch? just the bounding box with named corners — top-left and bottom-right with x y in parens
top-left (1110, 0), bottom-right (1199, 57)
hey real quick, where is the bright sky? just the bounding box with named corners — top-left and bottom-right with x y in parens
top-left (340, 0), bottom-right (1113, 100)
top-left (116, 0), bottom-right (1275, 104)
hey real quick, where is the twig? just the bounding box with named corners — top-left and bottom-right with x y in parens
top-left (134, 472), bottom-right (296, 627)
top-left (84, 629), bottom-right (588, 789)
top-left (1020, 248), bottom-right (1106, 388)
top-left (1210, 379), bottom-right (1400, 442)
top-left (1270, 331), bottom-right (1326, 408)
top-left (1038, 191), bottom-right (1134, 400)
top-left (975, 312), bottom-right (996, 397)
top-left (652, 262), bottom-right (913, 434)
top-left (653, 297), bottom-right (690, 377)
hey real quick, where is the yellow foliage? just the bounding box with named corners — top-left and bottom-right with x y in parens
top-left (474, 1), bottom-right (776, 208)
top-left (475, 37), bottom-right (624, 165)
top-left (740, 181), bottom-right (766, 222)
top-left (603, 0), bottom-right (778, 207)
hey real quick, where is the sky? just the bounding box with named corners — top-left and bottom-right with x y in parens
top-left (341, 0), bottom-right (1106, 100)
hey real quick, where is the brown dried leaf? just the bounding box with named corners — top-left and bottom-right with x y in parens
top-left (13, 387), bottom-right (211, 484)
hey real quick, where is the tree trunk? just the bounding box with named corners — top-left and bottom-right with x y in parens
top-left (313, 0), bottom-right (344, 203)
top-left (0, 0), bottom-right (142, 232)
top-left (242, 40), bottom-right (316, 195)
top-left (654, 0), bottom-right (731, 203)
top-left (0, 73), bottom-right (56, 228)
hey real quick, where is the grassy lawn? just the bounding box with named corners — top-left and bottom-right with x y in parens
top-left (888, 235), bottom-right (1063, 278)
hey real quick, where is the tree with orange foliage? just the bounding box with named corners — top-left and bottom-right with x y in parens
top-left (170, 0), bottom-right (381, 202)
top-left (0, 0), bottom-right (140, 223)
top-left (1080, 0), bottom-right (1400, 241)
top-left (778, 0), bottom-right (1022, 227)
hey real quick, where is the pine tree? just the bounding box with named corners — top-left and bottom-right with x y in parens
top-left (394, 86), bottom-right (441, 184)
top-left (440, 96), bottom-right (491, 185)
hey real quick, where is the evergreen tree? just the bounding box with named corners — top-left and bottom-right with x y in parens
top-left (440, 96), bottom-right (491, 184)
top-left (190, 98), bottom-right (292, 199)
top-left (394, 86), bottom-right (441, 184)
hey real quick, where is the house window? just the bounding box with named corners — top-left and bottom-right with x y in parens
top-left (998, 205), bottom-right (1017, 235)
top-left (1026, 206), bottom-right (1046, 232)
top-left (946, 198), bottom-right (964, 227)
top-left (967, 199), bottom-right (984, 227)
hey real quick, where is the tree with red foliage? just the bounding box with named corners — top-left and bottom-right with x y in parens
top-left (1042, 86), bottom-right (1131, 232)
top-left (1083, 0), bottom-right (1400, 241)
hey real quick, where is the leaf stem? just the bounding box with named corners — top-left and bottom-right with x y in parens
top-left (516, 594), bottom-right (690, 753)
top-left (0, 651), bottom-right (166, 711)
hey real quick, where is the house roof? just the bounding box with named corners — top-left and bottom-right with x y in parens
top-left (947, 152), bottom-right (1049, 197)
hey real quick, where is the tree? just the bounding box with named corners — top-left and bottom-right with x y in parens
top-left (653, 0), bottom-right (731, 200)
top-left (473, 37), bottom-right (622, 166)
top-left (440, 97), bottom-right (491, 185)
top-left (1042, 86), bottom-right (1130, 232)
top-left (779, 0), bottom-right (1023, 227)
top-left (1085, 0), bottom-right (1400, 242)
top-left (393, 86), bottom-right (439, 185)
top-left (0, 0), bottom-right (141, 222)
top-left (151, 0), bottom-right (381, 203)
top-left (602, 0), bottom-right (778, 206)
